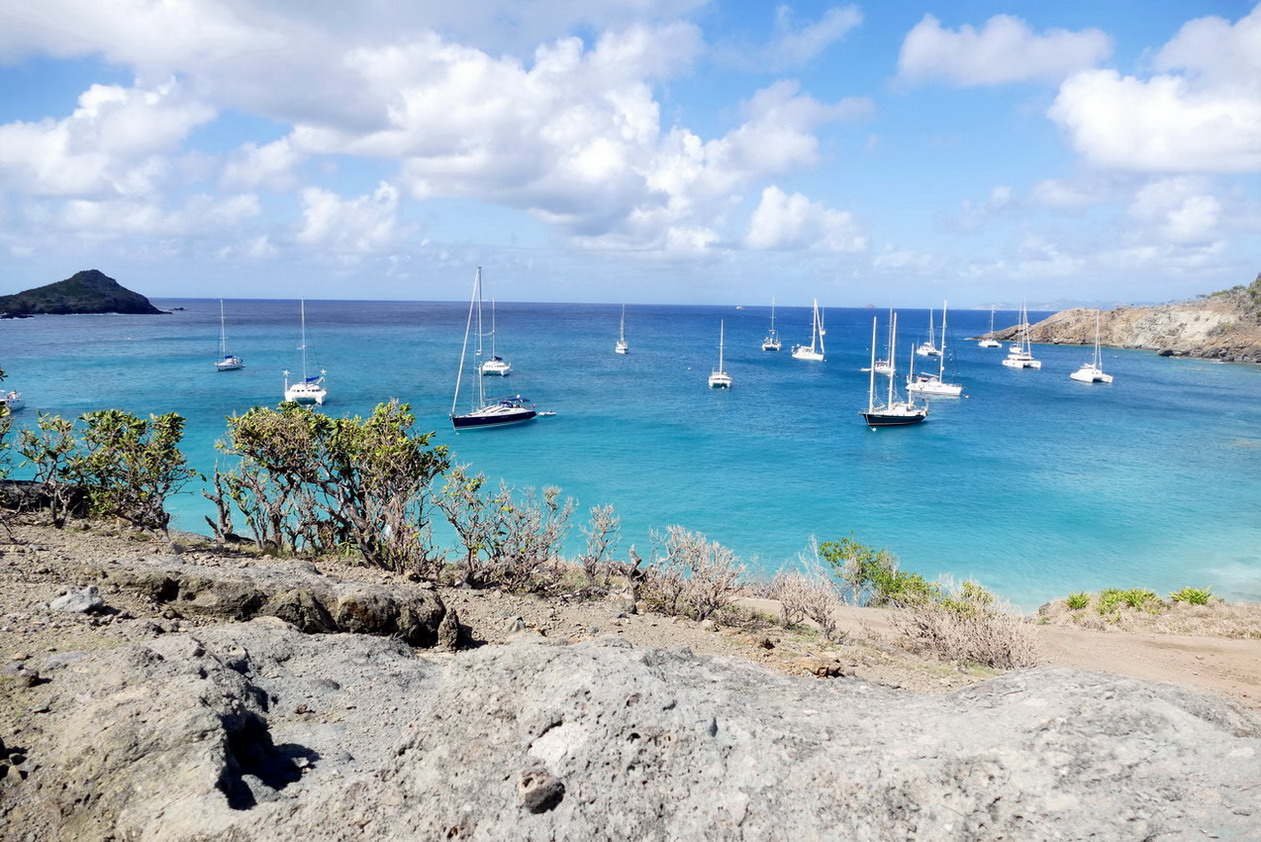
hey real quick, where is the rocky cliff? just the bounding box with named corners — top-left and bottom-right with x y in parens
top-left (986, 274), bottom-right (1261, 363)
top-left (0, 269), bottom-right (165, 317)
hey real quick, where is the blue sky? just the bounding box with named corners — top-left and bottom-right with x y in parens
top-left (1, 1), bottom-right (1259, 307)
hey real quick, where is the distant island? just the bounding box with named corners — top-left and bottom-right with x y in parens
top-left (985, 273), bottom-right (1261, 364)
top-left (0, 269), bottom-right (165, 317)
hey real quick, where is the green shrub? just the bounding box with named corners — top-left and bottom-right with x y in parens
top-left (1169, 586), bottom-right (1213, 606)
top-left (1065, 592), bottom-right (1090, 610)
top-left (1097, 587), bottom-right (1160, 616)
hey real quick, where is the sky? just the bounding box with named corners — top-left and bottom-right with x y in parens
top-left (1, 1), bottom-right (1259, 307)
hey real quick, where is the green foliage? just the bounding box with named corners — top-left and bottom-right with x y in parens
top-left (818, 535), bottom-right (935, 606)
top-left (213, 400), bottom-right (450, 571)
top-left (1169, 586), bottom-right (1213, 606)
top-left (17, 413), bottom-right (81, 527)
top-left (72, 409), bottom-right (197, 533)
top-left (1065, 592), bottom-right (1091, 610)
top-left (1097, 587), bottom-right (1160, 616)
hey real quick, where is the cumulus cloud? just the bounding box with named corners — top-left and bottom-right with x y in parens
top-left (0, 79), bottom-right (215, 197)
top-left (898, 14), bottom-right (1111, 86)
top-left (746, 186), bottom-right (866, 252)
top-left (221, 138), bottom-right (304, 192)
top-left (56, 193), bottom-right (259, 236)
top-left (1127, 178), bottom-right (1224, 245)
top-left (1048, 7), bottom-right (1261, 173)
top-left (297, 182), bottom-right (402, 253)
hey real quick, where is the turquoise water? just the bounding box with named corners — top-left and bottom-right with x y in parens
top-left (4, 298), bottom-right (1260, 609)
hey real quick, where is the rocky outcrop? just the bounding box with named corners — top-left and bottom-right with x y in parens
top-left (986, 276), bottom-right (1261, 363)
top-left (74, 552), bottom-right (446, 646)
top-left (0, 269), bottom-right (165, 317)
top-left (3, 621), bottom-right (1258, 840)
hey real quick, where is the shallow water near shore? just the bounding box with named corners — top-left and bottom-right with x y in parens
top-left (4, 298), bottom-right (1260, 609)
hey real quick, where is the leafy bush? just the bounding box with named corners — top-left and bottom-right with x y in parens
top-left (893, 579), bottom-right (1038, 669)
top-left (641, 526), bottom-right (745, 620)
top-left (212, 401), bottom-right (449, 571)
top-left (816, 535), bottom-right (937, 606)
top-left (16, 414), bottom-right (82, 527)
top-left (484, 482), bottom-right (576, 591)
top-left (1065, 592), bottom-right (1091, 610)
top-left (1097, 587), bottom-right (1160, 615)
top-left (1169, 586), bottom-right (1213, 606)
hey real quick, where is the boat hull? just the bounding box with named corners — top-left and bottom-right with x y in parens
top-left (0, 391), bottom-right (24, 412)
top-left (451, 397), bottom-right (538, 429)
top-left (1070, 366), bottom-right (1113, 383)
top-left (978, 339), bottom-right (1001, 348)
top-left (480, 358), bottom-right (511, 376)
top-left (907, 377), bottom-right (962, 397)
top-left (1002, 356), bottom-right (1041, 369)
top-left (216, 355), bottom-right (243, 371)
top-left (860, 408), bottom-right (928, 427)
top-left (791, 347), bottom-right (823, 361)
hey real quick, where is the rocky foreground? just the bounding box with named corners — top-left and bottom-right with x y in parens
top-left (3, 526), bottom-right (1260, 840)
top-left (988, 276), bottom-right (1261, 363)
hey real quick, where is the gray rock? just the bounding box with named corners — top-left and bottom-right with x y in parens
top-left (49, 585), bottom-right (104, 613)
top-left (2, 623), bottom-right (1259, 841)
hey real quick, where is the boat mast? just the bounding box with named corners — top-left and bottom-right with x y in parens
top-left (770, 298), bottom-right (776, 334)
top-left (938, 300), bottom-right (948, 379)
top-left (718, 319), bottom-right (725, 371)
top-left (867, 317), bottom-right (878, 413)
top-left (219, 299), bottom-right (228, 357)
top-left (452, 268), bottom-right (478, 416)
top-left (888, 313), bottom-right (897, 407)
top-left (489, 298), bottom-right (497, 360)
top-left (475, 269), bottom-right (486, 410)
top-left (299, 299), bottom-right (308, 380)
top-left (620, 305), bottom-right (626, 343)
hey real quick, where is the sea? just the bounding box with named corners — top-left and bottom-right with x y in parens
top-left (3, 298), bottom-right (1260, 610)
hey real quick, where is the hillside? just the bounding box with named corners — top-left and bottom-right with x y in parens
top-left (0, 269), bottom-right (165, 317)
top-left (986, 274), bottom-right (1261, 363)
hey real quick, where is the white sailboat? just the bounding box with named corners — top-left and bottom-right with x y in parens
top-left (978, 307), bottom-right (1002, 348)
top-left (860, 313), bottom-right (927, 428)
top-left (283, 299), bottom-right (327, 404)
top-left (615, 305), bottom-right (629, 354)
top-left (214, 299), bottom-right (243, 371)
top-left (0, 390), bottom-right (23, 412)
top-left (916, 308), bottom-right (942, 357)
top-left (1002, 302), bottom-right (1042, 369)
top-left (708, 320), bottom-right (732, 388)
top-left (1070, 310), bottom-right (1114, 384)
top-left (908, 299), bottom-right (963, 397)
top-left (761, 298), bottom-right (782, 351)
top-left (452, 267), bottom-right (537, 429)
top-left (791, 299), bottom-right (825, 361)
top-left (479, 297), bottom-right (511, 376)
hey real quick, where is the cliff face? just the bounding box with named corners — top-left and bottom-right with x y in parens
top-left (0, 269), bottom-right (165, 316)
top-left (987, 275), bottom-right (1261, 363)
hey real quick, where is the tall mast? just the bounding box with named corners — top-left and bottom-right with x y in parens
top-left (299, 299), bottom-right (308, 380)
top-left (219, 299), bottom-right (227, 356)
top-left (475, 268), bottom-right (485, 410)
top-left (452, 269), bottom-right (477, 415)
top-left (719, 320), bottom-right (725, 370)
top-left (867, 317), bottom-right (877, 412)
top-left (888, 313), bottom-right (897, 407)
top-left (938, 300), bottom-right (948, 379)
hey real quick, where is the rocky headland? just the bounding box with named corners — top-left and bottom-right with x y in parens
top-left (986, 274), bottom-right (1261, 363)
top-left (2, 522), bottom-right (1260, 840)
top-left (0, 269), bottom-right (165, 317)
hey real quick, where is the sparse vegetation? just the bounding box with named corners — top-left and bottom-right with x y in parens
top-left (893, 579), bottom-right (1039, 669)
top-left (1169, 586), bottom-right (1213, 606)
top-left (1066, 592), bottom-right (1090, 610)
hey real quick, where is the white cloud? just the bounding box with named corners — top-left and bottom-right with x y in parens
top-left (56, 193), bottom-right (259, 236)
top-left (221, 138), bottom-right (304, 192)
top-left (297, 182), bottom-right (402, 253)
top-left (765, 5), bottom-right (863, 69)
top-left (0, 79), bottom-right (215, 197)
top-left (898, 14), bottom-right (1111, 86)
top-left (1128, 178), bottom-right (1223, 244)
top-left (746, 186), bottom-right (866, 252)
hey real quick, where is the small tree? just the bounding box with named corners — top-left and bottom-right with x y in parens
top-left (71, 410), bottom-right (198, 534)
top-left (435, 465), bottom-right (497, 586)
top-left (17, 413), bottom-right (81, 528)
top-left (485, 482), bottom-right (575, 591)
top-left (642, 526), bottom-right (744, 620)
top-left (818, 535), bottom-right (937, 607)
top-left (578, 504), bottom-right (621, 589)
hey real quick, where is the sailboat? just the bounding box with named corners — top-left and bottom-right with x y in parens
top-left (978, 307), bottom-right (1002, 348)
top-left (916, 308), bottom-right (942, 357)
top-left (0, 390), bottom-right (23, 412)
top-left (861, 308), bottom-right (894, 375)
top-left (451, 267), bottom-right (537, 430)
top-left (283, 299), bottom-right (327, 405)
top-left (860, 313), bottom-right (927, 428)
top-left (761, 299), bottom-right (782, 351)
top-left (479, 298), bottom-right (511, 376)
top-left (791, 299), bottom-right (825, 361)
top-left (908, 299), bottom-right (963, 397)
top-left (1002, 302), bottom-right (1042, 369)
top-left (615, 305), bottom-right (629, 354)
top-left (214, 299), bottom-right (243, 371)
top-left (1070, 311), bottom-right (1114, 384)
top-left (708, 320), bottom-right (733, 388)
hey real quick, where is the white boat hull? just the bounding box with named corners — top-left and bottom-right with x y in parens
top-left (480, 358), bottom-right (511, 376)
top-left (1, 391), bottom-right (24, 412)
top-left (215, 355), bottom-right (243, 371)
top-left (791, 347), bottom-right (823, 361)
top-left (1070, 365), bottom-right (1113, 383)
top-left (708, 372), bottom-right (732, 388)
top-left (285, 383), bottom-right (326, 405)
top-left (615, 342), bottom-right (628, 355)
top-left (978, 339), bottom-right (1001, 348)
top-left (1002, 356), bottom-right (1041, 369)
top-left (907, 377), bottom-right (963, 397)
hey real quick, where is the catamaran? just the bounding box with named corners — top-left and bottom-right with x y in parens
top-left (791, 299), bottom-right (825, 361)
top-left (978, 307), bottom-right (1002, 348)
top-left (479, 298), bottom-right (511, 376)
top-left (761, 298), bottom-right (782, 351)
top-left (1070, 310), bottom-right (1114, 384)
top-left (214, 299), bottom-right (243, 371)
top-left (451, 267), bottom-right (538, 429)
top-left (283, 299), bottom-right (327, 404)
top-left (860, 313), bottom-right (927, 428)
top-left (908, 299), bottom-right (963, 397)
top-left (615, 305), bottom-right (629, 355)
top-left (916, 308), bottom-right (942, 357)
top-left (1002, 302), bottom-right (1041, 369)
top-left (708, 320), bottom-right (732, 388)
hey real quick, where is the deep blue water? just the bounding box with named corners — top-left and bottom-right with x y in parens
top-left (3, 298), bottom-right (1260, 609)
